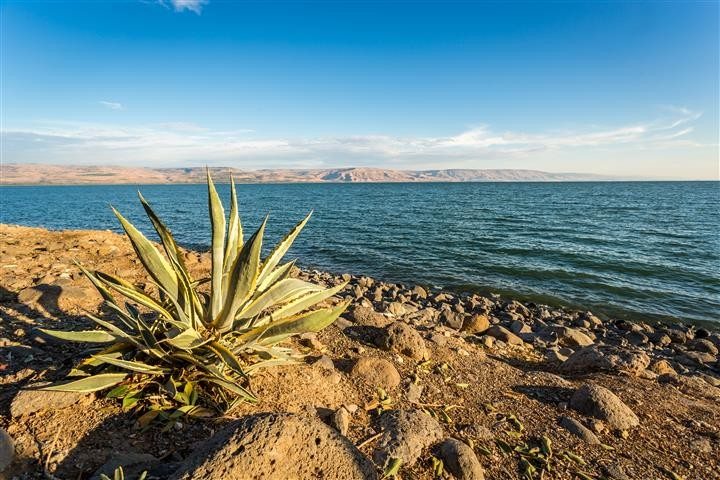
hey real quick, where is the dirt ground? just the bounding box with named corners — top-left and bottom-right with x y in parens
top-left (1, 224), bottom-right (719, 480)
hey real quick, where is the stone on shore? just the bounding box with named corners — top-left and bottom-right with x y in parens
top-left (485, 325), bottom-right (523, 345)
top-left (378, 322), bottom-right (428, 360)
top-left (349, 305), bottom-right (392, 328)
top-left (569, 384), bottom-right (639, 431)
top-left (373, 409), bottom-right (444, 469)
top-left (170, 413), bottom-right (377, 480)
top-left (10, 383), bottom-right (91, 418)
top-left (561, 346), bottom-right (649, 376)
top-left (438, 438), bottom-right (485, 480)
top-left (539, 326), bottom-right (594, 348)
top-left (461, 314), bottom-right (490, 335)
top-left (350, 357), bottom-right (401, 389)
top-left (559, 416), bottom-right (601, 444)
top-left (386, 301), bottom-right (407, 317)
top-left (333, 406), bottom-right (351, 436)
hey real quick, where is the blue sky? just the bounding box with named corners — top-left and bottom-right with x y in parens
top-left (1, 0), bottom-right (718, 179)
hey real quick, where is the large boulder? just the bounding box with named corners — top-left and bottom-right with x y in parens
top-left (170, 413), bottom-right (377, 480)
top-left (538, 326), bottom-right (593, 348)
top-left (378, 322), bottom-right (428, 360)
top-left (569, 384), bottom-right (639, 431)
top-left (349, 305), bottom-right (392, 328)
top-left (373, 409), bottom-right (443, 469)
top-left (561, 346), bottom-right (649, 377)
top-left (438, 438), bottom-right (484, 480)
top-left (11, 383), bottom-right (90, 418)
top-left (0, 427), bottom-right (14, 473)
top-left (485, 325), bottom-right (523, 345)
top-left (350, 357), bottom-right (402, 390)
top-left (461, 314), bottom-right (490, 335)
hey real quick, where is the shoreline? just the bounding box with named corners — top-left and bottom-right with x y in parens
top-left (1, 223), bottom-right (719, 479)
top-left (2, 179), bottom-right (718, 187)
top-left (1, 222), bottom-right (717, 330)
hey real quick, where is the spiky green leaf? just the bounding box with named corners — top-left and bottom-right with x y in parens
top-left (213, 216), bottom-right (267, 331)
top-left (41, 373), bottom-right (129, 392)
top-left (235, 278), bottom-right (323, 322)
top-left (92, 355), bottom-right (170, 374)
top-left (256, 212), bottom-right (311, 290)
top-left (207, 168), bottom-right (227, 319)
top-left (39, 328), bottom-right (117, 343)
top-left (112, 206), bottom-right (178, 298)
top-left (252, 281), bottom-right (349, 328)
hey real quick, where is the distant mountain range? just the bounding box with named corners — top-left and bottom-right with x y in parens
top-left (0, 164), bottom-right (613, 185)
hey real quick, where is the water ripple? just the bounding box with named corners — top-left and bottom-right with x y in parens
top-left (1, 181), bottom-right (718, 324)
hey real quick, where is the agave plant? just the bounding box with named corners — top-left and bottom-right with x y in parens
top-left (40, 171), bottom-right (349, 414)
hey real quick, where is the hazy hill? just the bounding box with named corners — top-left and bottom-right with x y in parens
top-left (0, 164), bottom-right (610, 185)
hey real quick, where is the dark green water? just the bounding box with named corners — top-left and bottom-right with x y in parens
top-left (1, 181), bottom-right (718, 324)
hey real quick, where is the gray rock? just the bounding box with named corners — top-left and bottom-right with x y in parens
top-left (463, 424), bottom-right (494, 442)
top-left (678, 351), bottom-right (716, 367)
top-left (353, 285), bottom-right (365, 299)
top-left (485, 325), bottom-right (523, 345)
top-left (429, 332), bottom-right (448, 346)
top-left (11, 382), bottom-right (90, 418)
top-left (559, 416), bottom-right (600, 444)
top-left (688, 338), bottom-right (719, 355)
top-left (349, 305), bottom-right (392, 328)
top-left (602, 463), bottom-right (632, 480)
top-left (539, 326), bottom-right (593, 348)
top-left (379, 322), bottom-right (428, 360)
top-left (649, 359), bottom-right (676, 376)
top-left (664, 329), bottom-right (687, 344)
top-left (441, 310), bottom-right (465, 330)
top-left (386, 301), bottom-right (407, 316)
top-left (406, 382), bottom-right (424, 403)
top-left (299, 332), bottom-right (324, 351)
top-left (404, 307), bottom-right (439, 325)
top-left (350, 357), bottom-right (402, 389)
top-left (506, 300), bottom-right (531, 317)
top-left (510, 320), bottom-right (532, 334)
top-left (462, 314), bottom-right (490, 334)
top-left (373, 409), bottom-right (444, 468)
top-left (438, 438), bottom-right (484, 480)
top-left (560, 346), bottom-right (649, 377)
top-left (569, 384), bottom-right (639, 430)
top-left (313, 355), bottom-right (336, 372)
top-left (333, 407), bottom-right (351, 436)
top-left (689, 438), bottom-right (712, 453)
top-left (649, 332), bottom-right (672, 347)
top-left (90, 453), bottom-right (161, 480)
top-left (659, 374), bottom-right (720, 401)
top-left (412, 285), bottom-right (428, 299)
top-left (0, 427), bottom-right (14, 473)
top-left (626, 331), bottom-right (649, 346)
top-left (170, 413), bottom-right (377, 480)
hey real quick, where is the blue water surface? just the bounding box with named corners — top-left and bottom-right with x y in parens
top-left (1, 181), bottom-right (718, 324)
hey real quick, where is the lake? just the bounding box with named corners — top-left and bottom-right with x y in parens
top-left (1, 181), bottom-right (719, 325)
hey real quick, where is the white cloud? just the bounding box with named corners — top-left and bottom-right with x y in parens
top-left (99, 101), bottom-right (124, 111)
top-left (1, 109), bottom-right (708, 170)
top-left (159, 0), bottom-right (208, 14)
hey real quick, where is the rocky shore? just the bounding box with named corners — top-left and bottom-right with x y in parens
top-left (1, 224), bottom-right (719, 480)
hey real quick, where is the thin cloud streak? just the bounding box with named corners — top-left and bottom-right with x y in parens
top-left (99, 101), bottom-right (124, 110)
top-left (1, 109), bottom-right (707, 169)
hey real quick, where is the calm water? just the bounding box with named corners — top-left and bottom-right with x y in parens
top-left (1, 182), bottom-right (719, 325)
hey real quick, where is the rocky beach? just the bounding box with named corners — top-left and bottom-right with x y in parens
top-left (1, 223), bottom-right (719, 480)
